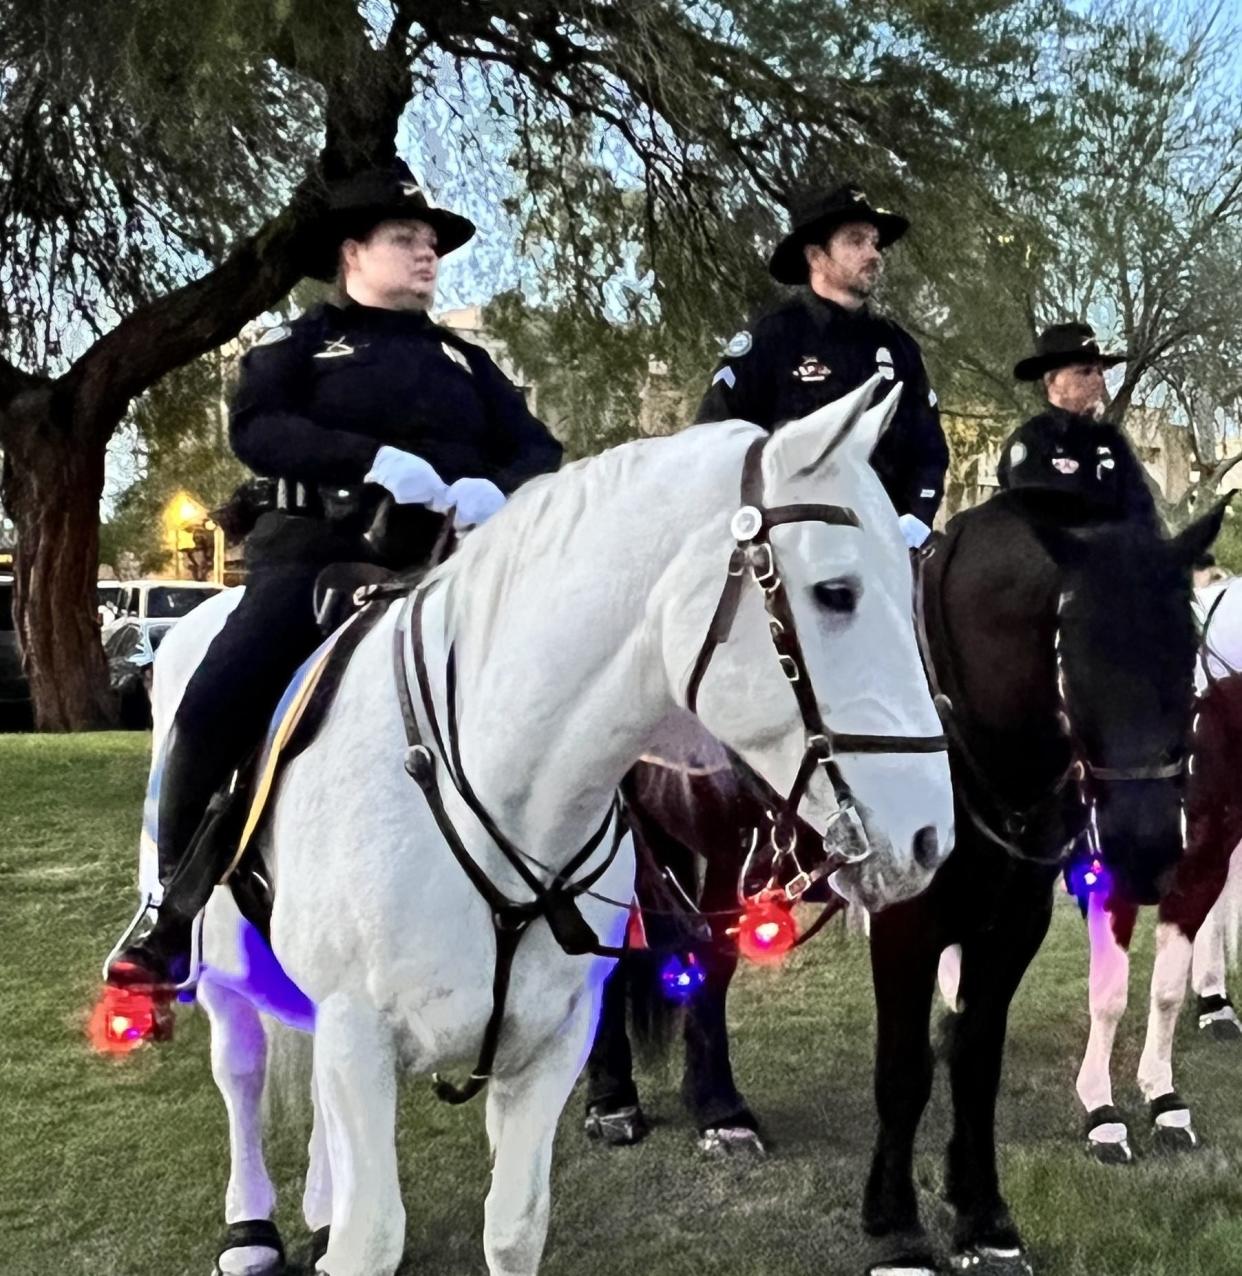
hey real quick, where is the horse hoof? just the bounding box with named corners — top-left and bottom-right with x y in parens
top-left (865, 1231), bottom-right (941, 1275)
top-left (698, 1125), bottom-right (766, 1158)
top-left (1083, 1106), bottom-right (1132, 1165)
top-left (214, 1251), bottom-right (283, 1276)
top-left (584, 1103), bottom-right (649, 1146)
top-left (1196, 994), bottom-right (1241, 1040)
top-left (214, 1220), bottom-right (285, 1276)
top-left (1086, 1136), bottom-right (1134, 1165)
top-left (1151, 1121), bottom-right (1199, 1154)
top-left (948, 1245), bottom-right (1033, 1275)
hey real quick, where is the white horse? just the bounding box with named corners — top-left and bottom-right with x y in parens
top-left (134, 378), bottom-right (954, 1276)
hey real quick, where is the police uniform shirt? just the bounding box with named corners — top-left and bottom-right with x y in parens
top-left (696, 293), bottom-right (948, 526)
top-left (231, 301), bottom-right (561, 497)
top-left (996, 408), bottom-right (1160, 529)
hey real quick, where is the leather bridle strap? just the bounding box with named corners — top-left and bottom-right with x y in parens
top-left (685, 435), bottom-right (947, 858)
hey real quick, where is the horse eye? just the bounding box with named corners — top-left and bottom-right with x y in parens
top-left (812, 579), bottom-right (859, 614)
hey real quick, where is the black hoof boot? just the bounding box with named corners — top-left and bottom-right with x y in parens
top-left (213, 1219), bottom-right (285, 1276)
top-left (865, 1229), bottom-right (941, 1275)
top-left (1149, 1092), bottom-right (1199, 1154)
top-left (1196, 994), bottom-right (1242, 1041)
top-left (584, 1101), bottom-right (649, 1146)
top-left (951, 1213), bottom-right (1030, 1275)
top-left (1083, 1104), bottom-right (1134, 1165)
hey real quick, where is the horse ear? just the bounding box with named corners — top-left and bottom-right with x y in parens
top-left (762, 372), bottom-right (886, 485)
top-left (848, 379), bottom-right (904, 462)
top-left (1167, 495), bottom-right (1233, 570)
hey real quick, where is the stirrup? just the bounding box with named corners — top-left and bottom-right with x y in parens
top-left (101, 896), bottom-right (203, 995)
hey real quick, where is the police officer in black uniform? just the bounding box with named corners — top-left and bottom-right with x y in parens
top-left (696, 184), bottom-right (948, 547)
top-left (107, 159), bottom-right (561, 991)
top-left (997, 322), bottom-right (1160, 529)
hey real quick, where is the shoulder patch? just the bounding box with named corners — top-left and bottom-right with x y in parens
top-left (928, 388), bottom-right (938, 407)
top-left (712, 366), bottom-right (737, 389)
top-left (1008, 442), bottom-right (1028, 468)
top-left (256, 323), bottom-right (292, 347)
top-left (724, 330), bottom-right (752, 358)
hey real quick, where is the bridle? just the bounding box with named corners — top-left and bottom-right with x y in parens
top-left (684, 434), bottom-right (948, 898)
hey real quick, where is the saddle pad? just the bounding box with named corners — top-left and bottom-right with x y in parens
top-left (229, 607), bottom-right (375, 873)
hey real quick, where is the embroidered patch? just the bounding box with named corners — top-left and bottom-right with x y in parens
top-left (920, 488), bottom-right (936, 499)
top-left (793, 355), bottom-right (830, 383)
top-left (313, 337), bottom-right (357, 360)
top-left (725, 330), bottom-right (752, 357)
top-left (441, 343), bottom-right (472, 371)
top-left (712, 366), bottom-right (736, 389)
top-left (875, 346), bottom-right (893, 366)
top-left (1097, 458), bottom-right (1116, 472)
top-left (928, 388), bottom-right (938, 407)
top-left (1008, 442), bottom-right (1027, 467)
top-left (256, 323), bottom-right (292, 347)
top-left (1052, 457), bottom-right (1080, 474)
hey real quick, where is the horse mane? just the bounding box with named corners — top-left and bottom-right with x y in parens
top-left (423, 419), bottom-right (762, 637)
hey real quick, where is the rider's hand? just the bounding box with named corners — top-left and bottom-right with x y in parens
top-left (365, 445), bottom-right (450, 508)
top-left (899, 513), bottom-right (932, 549)
top-left (446, 477), bottom-right (506, 528)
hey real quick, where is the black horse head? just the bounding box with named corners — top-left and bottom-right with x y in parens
top-left (1035, 499), bottom-right (1229, 903)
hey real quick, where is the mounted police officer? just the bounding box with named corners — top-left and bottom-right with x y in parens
top-left (106, 158), bottom-right (561, 992)
top-left (696, 184), bottom-right (949, 548)
top-left (997, 322), bottom-right (1160, 528)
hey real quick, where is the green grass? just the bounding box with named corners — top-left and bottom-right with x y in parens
top-left (4, 733), bottom-right (1242, 1275)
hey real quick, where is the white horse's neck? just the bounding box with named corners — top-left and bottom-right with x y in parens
top-left (421, 423), bottom-right (758, 856)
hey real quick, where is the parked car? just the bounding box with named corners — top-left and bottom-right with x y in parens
top-left (97, 580), bottom-right (123, 627)
top-left (0, 574), bottom-right (33, 730)
top-left (103, 579), bottom-right (222, 639)
top-left (104, 617), bottom-right (178, 729)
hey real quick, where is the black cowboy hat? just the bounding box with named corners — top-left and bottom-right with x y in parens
top-left (768, 184), bottom-right (910, 285)
top-left (1013, 322), bottom-right (1127, 382)
top-left (307, 158), bottom-right (476, 281)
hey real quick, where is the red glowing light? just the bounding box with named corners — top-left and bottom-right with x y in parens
top-left (736, 898), bottom-right (798, 966)
top-left (87, 984), bottom-right (174, 1054)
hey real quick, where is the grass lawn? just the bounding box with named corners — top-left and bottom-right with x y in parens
top-left (4, 732), bottom-right (1242, 1275)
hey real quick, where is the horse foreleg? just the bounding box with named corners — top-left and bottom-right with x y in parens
top-left (583, 963), bottom-right (647, 1145)
top-left (862, 897), bottom-right (940, 1274)
top-left (1137, 922), bottom-right (1198, 1152)
top-left (198, 976), bottom-right (284, 1276)
top-left (483, 988), bottom-right (600, 1276)
top-left (1075, 890), bottom-right (1135, 1163)
top-left (944, 882), bottom-right (1051, 1276)
top-left (314, 994), bottom-right (403, 1276)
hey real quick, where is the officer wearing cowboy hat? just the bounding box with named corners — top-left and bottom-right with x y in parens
top-left (106, 158), bottom-right (561, 993)
top-left (997, 321), bottom-right (1160, 527)
top-left (696, 184), bottom-right (948, 548)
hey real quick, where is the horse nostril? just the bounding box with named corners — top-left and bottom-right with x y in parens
top-left (913, 825), bottom-right (939, 870)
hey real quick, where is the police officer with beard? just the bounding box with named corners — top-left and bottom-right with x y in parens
top-left (697, 184), bottom-right (948, 547)
top-left (106, 159), bottom-right (561, 993)
top-left (998, 322), bottom-right (1160, 529)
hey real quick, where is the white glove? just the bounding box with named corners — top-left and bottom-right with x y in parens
top-left (446, 477), bottom-right (506, 528)
top-left (899, 513), bottom-right (931, 549)
top-left (365, 445), bottom-right (450, 508)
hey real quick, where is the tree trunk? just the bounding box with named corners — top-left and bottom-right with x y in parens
top-left (1, 385), bottom-right (115, 730)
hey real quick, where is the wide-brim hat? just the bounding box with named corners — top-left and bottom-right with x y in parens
top-left (307, 159), bottom-right (476, 281)
top-left (768, 184), bottom-right (909, 285)
top-left (1014, 322), bottom-right (1127, 381)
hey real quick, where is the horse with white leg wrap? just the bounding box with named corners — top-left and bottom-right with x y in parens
top-left (1069, 576), bottom-right (1242, 1162)
top-left (130, 376), bottom-right (954, 1276)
